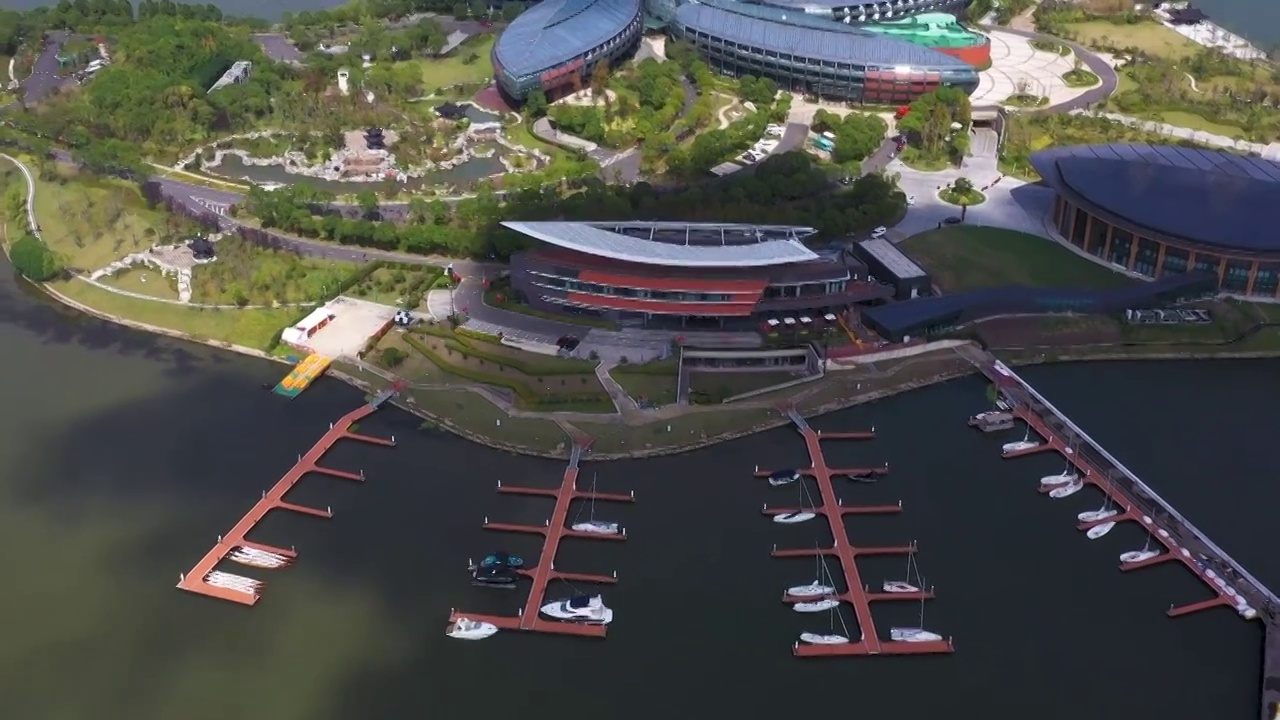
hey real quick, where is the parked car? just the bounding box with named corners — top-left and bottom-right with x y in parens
top-left (906, 195), bottom-right (916, 206)
top-left (871, 226), bottom-right (887, 238)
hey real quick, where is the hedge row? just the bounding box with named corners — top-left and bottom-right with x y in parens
top-left (403, 334), bottom-right (610, 409)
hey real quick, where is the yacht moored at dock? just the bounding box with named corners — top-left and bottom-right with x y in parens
top-left (446, 617), bottom-right (499, 640)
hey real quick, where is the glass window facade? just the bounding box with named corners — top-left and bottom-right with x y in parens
top-left (1070, 207), bottom-right (1089, 246)
top-left (1133, 238), bottom-right (1159, 278)
top-left (1108, 228), bottom-right (1132, 268)
top-left (1057, 200), bottom-right (1073, 238)
top-left (1222, 260), bottom-right (1251, 294)
top-left (532, 274), bottom-right (735, 302)
top-left (1254, 264), bottom-right (1280, 297)
top-left (1085, 216), bottom-right (1108, 258)
top-left (1193, 253), bottom-right (1221, 277)
top-left (1161, 246), bottom-right (1189, 275)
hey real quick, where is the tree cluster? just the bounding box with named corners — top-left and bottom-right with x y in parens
top-left (238, 150), bottom-right (905, 259)
top-left (548, 58), bottom-right (689, 149)
top-left (10, 234), bottom-right (63, 281)
top-left (811, 109), bottom-right (888, 165)
top-left (737, 75), bottom-right (778, 106)
top-left (896, 87), bottom-right (972, 163)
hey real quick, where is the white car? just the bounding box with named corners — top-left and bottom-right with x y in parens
top-left (871, 226), bottom-right (887, 238)
top-left (906, 195), bottom-right (916, 206)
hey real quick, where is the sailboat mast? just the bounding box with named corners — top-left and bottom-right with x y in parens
top-left (590, 472), bottom-right (598, 520)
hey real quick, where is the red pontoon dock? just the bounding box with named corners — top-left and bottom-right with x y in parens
top-left (761, 406), bottom-right (953, 658)
top-left (448, 439), bottom-right (635, 639)
top-left (176, 388), bottom-right (399, 605)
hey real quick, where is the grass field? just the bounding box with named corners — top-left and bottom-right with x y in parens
top-left (30, 165), bottom-right (175, 272)
top-left (574, 409), bottom-right (782, 455)
top-left (1064, 21), bottom-right (1201, 59)
top-left (98, 266), bottom-right (180, 300)
top-left (50, 278), bottom-right (299, 350)
top-left (898, 226), bottom-right (1138, 292)
top-left (687, 370), bottom-right (803, 403)
top-left (413, 35), bottom-right (495, 91)
top-left (610, 360), bottom-right (679, 406)
top-left (1150, 110), bottom-right (1247, 139)
top-left (190, 237), bottom-right (361, 306)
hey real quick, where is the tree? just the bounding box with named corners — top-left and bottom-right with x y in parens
top-left (452, 2), bottom-right (468, 18)
top-left (523, 89), bottom-right (548, 117)
top-left (589, 60), bottom-right (610, 101)
top-left (10, 234), bottom-right (63, 281)
top-left (355, 190), bottom-right (380, 219)
top-left (952, 177), bottom-right (974, 195)
top-left (468, 0), bottom-right (488, 18)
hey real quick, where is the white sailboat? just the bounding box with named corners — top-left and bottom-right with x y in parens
top-left (1120, 536), bottom-right (1159, 564)
top-left (1040, 460), bottom-right (1078, 488)
top-left (882, 552), bottom-right (921, 594)
top-left (799, 558), bottom-right (852, 645)
top-left (1001, 426), bottom-right (1040, 455)
top-left (570, 472), bottom-right (622, 536)
top-left (446, 617), bottom-right (498, 640)
top-left (1086, 521), bottom-right (1117, 539)
top-left (772, 479), bottom-right (818, 524)
top-left (1078, 496), bottom-right (1118, 523)
top-left (889, 567), bottom-right (941, 643)
top-left (788, 549), bottom-right (835, 597)
top-left (794, 597), bottom-right (840, 613)
top-left (1049, 480), bottom-right (1083, 499)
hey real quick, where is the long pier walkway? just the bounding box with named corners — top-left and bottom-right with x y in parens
top-left (448, 439), bottom-right (636, 639)
top-left (757, 406), bottom-right (953, 657)
top-left (960, 346), bottom-right (1280, 718)
top-left (176, 389), bottom-right (399, 605)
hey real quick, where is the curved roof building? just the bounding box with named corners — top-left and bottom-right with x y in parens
top-left (505, 221), bottom-right (893, 325)
top-left (493, 0), bottom-right (644, 102)
top-left (1034, 143), bottom-right (1280, 298)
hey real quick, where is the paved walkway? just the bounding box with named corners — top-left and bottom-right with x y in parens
top-left (1069, 109), bottom-right (1280, 159)
top-left (972, 29), bottom-right (1092, 108)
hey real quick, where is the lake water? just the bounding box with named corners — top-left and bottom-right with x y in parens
top-left (0, 242), bottom-right (1270, 718)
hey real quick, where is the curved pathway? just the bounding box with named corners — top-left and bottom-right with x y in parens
top-left (975, 25), bottom-right (1119, 113)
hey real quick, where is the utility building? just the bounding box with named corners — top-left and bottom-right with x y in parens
top-left (854, 238), bottom-right (931, 301)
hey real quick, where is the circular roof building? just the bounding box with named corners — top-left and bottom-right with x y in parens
top-left (492, 0), bottom-right (644, 102)
top-left (1032, 143), bottom-right (1280, 298)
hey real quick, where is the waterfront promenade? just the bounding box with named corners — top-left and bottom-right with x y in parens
top-left (959, 345), bottom-right (1280, 719)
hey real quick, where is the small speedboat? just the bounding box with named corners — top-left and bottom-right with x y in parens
top-left (1120, 549), bottom-right (1159, 564)
top-left (1040, 472), bottom-right (1077, 488)
top-left (773, 511), bottom-right (817, 524)
top-left (793, 597), bottom-right (840, 613)
top-left (1002, 440), bottom-right (1040, 455)
top-left (1078, 508), bottom-right (1118, 523)
top-left (1049, 481), bottom-right (1083, 499)
top-left (787, 582), bottom-right (835, 597)
top-left (472, 565), bottom-right (519, 587)
top-left (768, 469), bottom-right (800, 487)
top-left (571, 520), bottom-right (621, 535)
top-left (882, 580), bottom-right (919, 594)
top-left (799, 632), bottom-right (850, 645)
top-left (846, 473), bottom-right (879, 483)
top-left (446, 617), bottom-right (498, 640)
top-left (479, 552), bottom-right (523, 569)
top-left (890, 627), bottom-right (943, 642)
top-left (1086, 521), bottom-right (1116, 539)
top-left (540, 594), bottom-right (613, 625)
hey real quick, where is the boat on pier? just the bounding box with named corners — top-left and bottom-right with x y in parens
top-left (1001, 427), bottom-right (1040, 455)
top-left (969, 410), bottom-right (1015, 432)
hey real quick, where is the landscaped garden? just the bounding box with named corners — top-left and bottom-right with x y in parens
top-left (1062, 68), bottom-right (1100, 87)
top-left (610, 359), bottom-right (679, 406)
top-left (386, 324), bottom-right (616, 412)
top-left (998, 112), bottom-right (1214, 180)
top-left (938, 178), bottom-right (985, 206)
top-left (897, 226), bottom-right (1137, 292)
top-left (347, 265), bottom-right (443, 307)
top-left (188, 236), bottom-right (361, 306)
top-left (1029, 39), bottom-right (1070, 56)
top-left (1004, 93), bottom-right (1049, 108)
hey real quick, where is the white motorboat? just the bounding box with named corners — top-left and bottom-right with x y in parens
top-left (1078, 508), bottom-right (1118, 523)
top-left (540, 594), bottom-right (614, 625)
top-left (1120, 549), bottom-right (1159, 564)
top-left (1040, 471), bottom-right (1077, 488)
top-left (1086, 521), bottom-right (1116, 539)
top-left (768, 469), bottom-right (800, 487)
top-left (773, 511), bottom-right (817, 524)
top-left (1049, 481), bottom-right (1083, 499)
top-left (446, 617), bottom-right (498, 640)
top-left (890, 627), bottom-right (944, 643)
top-left (787, 581), bottom-right (836, 597)
top-left (882, 580), bottom-right (919, 593)
top-left (571, 473), bottom-right (622, 536)
top-left (793, 597), bottom-right (840, 613)
top-left (799, 632), bottom-right (850, 645)
top-left (571, 520), bottom-right (621, 535)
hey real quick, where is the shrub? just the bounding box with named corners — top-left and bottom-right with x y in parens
top-left (9, 234), bottom-right (62, 281)
top-left (378, 347), bottom-right (408, 368)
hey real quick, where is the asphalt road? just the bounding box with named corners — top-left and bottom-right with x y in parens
top-left (20, 31), bottom-right (72, 104)
top-left (252, 34), bottom-right (305, 65)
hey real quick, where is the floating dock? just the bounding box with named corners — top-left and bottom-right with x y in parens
top-left (448, 439), bottom-right (635, 639)
top-left (958, 346), bottom-right (1280, 720)
top-left (274, 354), bottom-right (331, 398)
top-left (757, 407), bottom-right (953, 657)
top-left (176, 389), bottom-right (399, 605)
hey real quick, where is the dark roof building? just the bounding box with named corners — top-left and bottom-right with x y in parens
top-left (1033, 143), bottom-right (1280, 298)
top-left (505, 221), bottom-right (894, 327)
top-left (492, 0), bottom-right (644, 102)
top-left (855, 238), bottom-right (932, 300)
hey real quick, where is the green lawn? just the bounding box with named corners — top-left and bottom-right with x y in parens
top-left (413, 35), bottom-right (495, 91)
top-left (574, 408), bottom-right (782, 455)
top-left (898, 226), bottom-right (1138, 292)
top-left (49, 278), bottom-right (300, 351)
top-left (687, 370), bottom-right (803, 403)
top-left (98, 266), bottom-right (180, 300)
top-left (1064, 21), bottom-right (1201, 59)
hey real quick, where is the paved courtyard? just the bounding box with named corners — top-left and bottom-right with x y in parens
top-left (306, 297), bottom-right (398, 358)
top-left (973, 29), bottom-right (1093, 107)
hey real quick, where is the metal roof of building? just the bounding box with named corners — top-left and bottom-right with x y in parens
top-left (503, 221), bottom-right (822, 266)
top-left (675, 2), bottom-right (971, 68)
top-left (493, 0), bottom-right (642, 77)
top-left (858, 238), bottom-right (927, 279)
top-left (1032, 143), bottom-right (1280, 253)
top-left (749, 0), bottom-right (942, 12)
